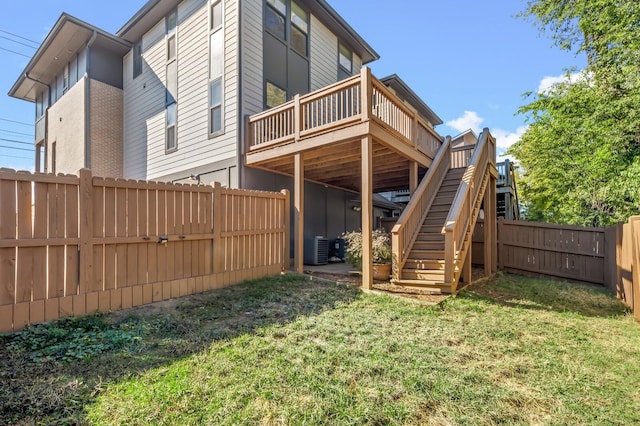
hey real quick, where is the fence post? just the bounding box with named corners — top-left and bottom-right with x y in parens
top-left (294, 94), bottom-right (301, 142)
top-left (78, 169), bottom-right (93, 296)
top-left (498, 218), bottom-right (504, 271)
top-left (212, 182), bottom-right (223, 274)
top-left (281, 189), bottom-right (290, 272)
top-left (631, 216), bottom-right (640, 322)
top-left (360, 66), bottom-right (371, 121)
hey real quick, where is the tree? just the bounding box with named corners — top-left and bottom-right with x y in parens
top-left (510, 0), bottom-right (640, 226)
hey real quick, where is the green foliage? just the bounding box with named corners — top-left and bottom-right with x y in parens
top-left (5, 314), bottom-right (144, 364)
top-left (2, 275), bottom-right (639, 424)
top-left (512, 0), bottom-right (640, 225)
top-left (341, 228), bottom-right (392, 268)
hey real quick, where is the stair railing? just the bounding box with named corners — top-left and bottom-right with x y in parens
top-left (443, 128), bottom-right (496, 288)
top-left (391, 136), bottom-right (452, 280)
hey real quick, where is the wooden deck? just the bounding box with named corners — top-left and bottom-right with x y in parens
top-left (245, 67), bottom-right (443, 193)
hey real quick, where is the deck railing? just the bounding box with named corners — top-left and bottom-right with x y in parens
top-left (451, 145), bottom-right (475, 168)
top-left (248, 67), bottom-right (443, 155)
top-left (391, 137), bottom-right (452, 278)
top-left (443, 128), bottom-right (496, 290)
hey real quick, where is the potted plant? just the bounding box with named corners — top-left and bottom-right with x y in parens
top-left (341, 228), bottom-right (392, 280)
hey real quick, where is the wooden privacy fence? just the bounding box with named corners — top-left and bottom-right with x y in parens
top-left (0, 168), bottom-right (290, 332)
top-left (496, 218), bottom-right (640, 320)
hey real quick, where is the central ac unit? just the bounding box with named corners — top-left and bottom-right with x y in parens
top-left (304, 236), bottom-right (329, 265)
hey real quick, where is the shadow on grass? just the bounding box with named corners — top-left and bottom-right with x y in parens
top-left (458, 273), bottom-right (630, 319)
top-left (0, 274), bottom-right (360, 424)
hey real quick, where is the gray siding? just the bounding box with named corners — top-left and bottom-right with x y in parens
top-left (123, 0), bottom-right (239, 181)
top-left (240, 0), bottom-right (263, 118)
top-left (309, 15), bottom-right (337, 91)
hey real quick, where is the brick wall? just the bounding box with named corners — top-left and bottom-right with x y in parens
top-left (90, 79), bottom-right (124, 178)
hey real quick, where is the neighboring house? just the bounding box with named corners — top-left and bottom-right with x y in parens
top-left (9, 0), bottom-right (443, 245)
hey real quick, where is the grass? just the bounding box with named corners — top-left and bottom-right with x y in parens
top-left (1, 273), bottom-right (639, 425)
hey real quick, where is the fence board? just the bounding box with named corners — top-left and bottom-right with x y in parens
top-left (0, 169), bottom-right (288, 332)
top-left (499, 219), bottom-right (607, 285)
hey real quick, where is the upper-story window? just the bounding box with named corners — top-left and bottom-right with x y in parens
top-left (165, 10), bottom-right (178, 153)
top-left (290, 2), bottom-right (307, 56)
top-left (62, 64), bottom-right (69, 94)
top-left (133, 40), bottom-right (143, 78)
top-left (209, 0), bottom-right (224, 136)
top-left (338, 42), bottom-right (353, 81)
top-left (263, 0), bottom-right (310, 109)
top-left (265, 0), bottom-right (286, 39)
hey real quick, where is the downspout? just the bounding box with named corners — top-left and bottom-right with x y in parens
top-left (84, 31), bottom-right (98, 169)
top-left (237, 0), bottom-right (244, 189)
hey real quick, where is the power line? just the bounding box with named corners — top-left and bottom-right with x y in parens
top-left (0, 145), bottom-right (33, 152)
top-left (0, 128), bottom-right (33, 137)
top-left (0, 118), bottom-right (32, 127)
top-left (0, 29), bottom-right (39, 46)
top-left (0, 153), bottom-right (32, 160)
top-left (0, 138), bottom-right (33, 145)
top-left (0, 35), bottom-right (37, 50)
top-left (0, 46), bottom-right (30, 58)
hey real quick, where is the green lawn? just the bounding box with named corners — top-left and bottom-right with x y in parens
top-left (1, 273), bottom-right (639, 425)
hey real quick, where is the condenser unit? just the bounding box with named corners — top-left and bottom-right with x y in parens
top-left (304, 236), bottom-right (329, 265)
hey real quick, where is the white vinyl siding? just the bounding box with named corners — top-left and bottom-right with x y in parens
top-left (123, 0), bottom-right (238, 180)
top-left (309, 15), bottom-right (337, 91)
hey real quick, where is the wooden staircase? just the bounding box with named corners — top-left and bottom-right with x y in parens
top-left (393, 168), bottom-right (465, 293)
top-left (391, 129), bottom-right (498, 294)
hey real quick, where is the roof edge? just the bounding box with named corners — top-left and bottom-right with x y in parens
top-left (379, 74), bottom-right (443, 126)
top-left (9, 13), bottom-right (131, 100)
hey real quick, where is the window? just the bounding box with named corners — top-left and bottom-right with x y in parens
top-left (51, 141), bottom-right (56, 174)
top-left (262, 0), bottom-right (310, 109)
top-left (210, 78), bottom-right (222, 133)
top-left (211, 0), bottom-right (223, 30)
top-left (209, 0), bottom-right (224, 137)
top-left (265, 0), bottom-right (286, 39)
top-left (290, 2), bottom-right (307, 56)
top-left (338, 42), bottom-right (353, 80)
top-left (133, 40), bottom-right (143, 78)
top-left (166, 103), bottom-right (177, 152)
top-left (62, 64), bottom-right (69, 94)
top-left (165, 10), bottom-right (178, 152)
top-left (266, 81), bottom-right (287, 108)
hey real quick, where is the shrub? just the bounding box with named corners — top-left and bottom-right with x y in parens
top-left (341, 229), bottom-right (391, 269)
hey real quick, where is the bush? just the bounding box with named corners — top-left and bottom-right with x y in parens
top-left (341, 229), bottom-right (391, 269)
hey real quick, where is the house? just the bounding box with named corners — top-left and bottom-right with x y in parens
top-left (9, 0), bottom-right (498, 292)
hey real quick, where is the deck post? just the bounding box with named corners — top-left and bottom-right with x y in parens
top-left (409, 162), bottom-right (418, 196)
top-left (361, 135), bottom-right (373, 290)
top-left (484, 176), bottom-right (496, 275)
top-left (294, 153), bottom-right (304, 273)
top-left (463, 248), bottom-right (472, 284)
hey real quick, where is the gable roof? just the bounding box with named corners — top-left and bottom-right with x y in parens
top-left (117, 0), bottom-right (379, 64)
top-left (9, 13), bottom-right (131, 102)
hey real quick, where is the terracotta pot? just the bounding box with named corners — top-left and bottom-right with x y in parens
top-left (372, 263), bottom-right (391, 281)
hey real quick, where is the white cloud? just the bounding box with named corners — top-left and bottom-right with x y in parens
top-left (537, 72), bottom-right (585, 94)
top-left (491, 126), bottom-right (528, 151)
top-left (446, 111), bottom-right (484, 134)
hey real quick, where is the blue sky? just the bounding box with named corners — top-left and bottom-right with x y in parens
top-left (0, 0), bottom-right (585, 170)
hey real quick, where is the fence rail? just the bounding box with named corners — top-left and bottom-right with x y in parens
top-left (0, 168), bottom-right (290, 332)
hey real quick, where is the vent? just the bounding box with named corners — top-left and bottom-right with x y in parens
top-left (304, 236), bottom-right (329, 265)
